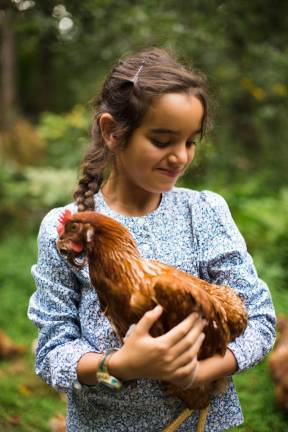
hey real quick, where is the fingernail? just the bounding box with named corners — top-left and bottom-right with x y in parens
top-left (155, 305), bottom-right (162, 313)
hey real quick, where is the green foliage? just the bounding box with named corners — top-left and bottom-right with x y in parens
top-left (2, 0), bottom-right (288, 186)
top-left (5, 0), bottom-right (286, 185)
top-left (37, 105), bottom-right (90, 169)
top-left (231, 362), bottom-right (288, 432)
top-left (0, 162), bottom-right (76, 231)
top-left (0, 234), bottom-right (37, 339)
top-left (0, 105), bottom-right (90, 229)
top-left (223, 184), bottom-right (288, 295)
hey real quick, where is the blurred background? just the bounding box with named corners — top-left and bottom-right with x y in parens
top-left (0, 0), bottom-right (287, 431)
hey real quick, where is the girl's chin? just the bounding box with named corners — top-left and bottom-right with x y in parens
top-left (150, 183), bottom-right (177, 194)
top-left (143, 178), bottom-right (178, 194)
top-left (161, 184), bottom-right (176, 192)
top-left (160, 178), bottom-right (179, 190)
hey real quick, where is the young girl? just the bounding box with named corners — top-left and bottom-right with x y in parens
top-left (28, 48), bottom-right (276, 431)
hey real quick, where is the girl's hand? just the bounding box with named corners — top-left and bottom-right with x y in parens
top-left (109, 305), bottom-right (206, 385)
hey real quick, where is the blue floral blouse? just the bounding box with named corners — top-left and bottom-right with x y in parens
top-left (28, 188), bottom-right (276, 431)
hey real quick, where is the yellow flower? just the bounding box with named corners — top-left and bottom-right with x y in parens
top-left (251, 87), bottom-right (266, 101)
top-left (240, 78), bottom-right (266, 101)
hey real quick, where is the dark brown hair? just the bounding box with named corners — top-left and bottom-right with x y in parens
top-left (74, 48), bottom-right (211, 211)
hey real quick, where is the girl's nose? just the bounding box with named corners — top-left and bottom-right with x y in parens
top-left (167, 143), bottom-right (191, 166)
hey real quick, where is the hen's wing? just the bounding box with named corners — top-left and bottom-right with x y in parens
top-left (157, 269), bottom-right (248, 336)
top-left (149, 272), bottom-right (233, 358)
top-left (203, 282), bottom-right (248, 340)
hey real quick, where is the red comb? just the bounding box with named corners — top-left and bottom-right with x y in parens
top-left (57, 209), bottom-right (72, 236)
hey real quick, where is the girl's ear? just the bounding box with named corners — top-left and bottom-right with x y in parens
top-left (99, 113), bottom-right (118, 151)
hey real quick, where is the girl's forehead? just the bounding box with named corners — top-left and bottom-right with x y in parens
top-left (141, 93), bottom-right (203, 133)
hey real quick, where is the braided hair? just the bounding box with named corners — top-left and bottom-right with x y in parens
top-left (74, 48), bottom-right (211, 211)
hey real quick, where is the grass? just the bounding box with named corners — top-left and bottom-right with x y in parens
top-left (0, 229), bottom-right (287, 431)
top-left (230, 363), bottom-right (288, 431)
top-left (0, 232), bottom-right (66, 431)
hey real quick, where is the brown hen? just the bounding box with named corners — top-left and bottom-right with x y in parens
top-left (269, 315), bottom-right (288, 410)
top-left (56, 210), bottom-right (247, 409)
top-left (0, 330), bottom-right (26, 359)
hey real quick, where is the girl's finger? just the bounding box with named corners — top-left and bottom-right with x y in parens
top-left (182, 360), bottom-right (200, 390)
top-left (158, 312), bottom-right (201, 346)
top-left (166, 318), bottom-right (206, 357)
top-left (134, 305), bottom-right (163, 334)
top-left (168, 356), bottom-right (199, 388)
top-left (123, 324), bottom-right (137, 341)
top-left (173, 332), bottom-right (206, 370)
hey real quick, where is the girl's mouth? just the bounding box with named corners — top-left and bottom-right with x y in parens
top-left (157, 168), bottom-right (183, 178)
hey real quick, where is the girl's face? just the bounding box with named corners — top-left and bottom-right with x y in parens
top-left (115, 92), bottom-right (204, 194)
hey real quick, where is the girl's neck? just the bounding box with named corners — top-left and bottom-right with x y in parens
top-left (101, 176), bottom-right (162, 217)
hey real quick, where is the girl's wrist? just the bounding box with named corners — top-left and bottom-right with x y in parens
top-left (77, 352), bottom-right (104, 385)
top-left (108, 349), bottom-right (134, 382)
top-left (192, 349), bottom-right (238, 387)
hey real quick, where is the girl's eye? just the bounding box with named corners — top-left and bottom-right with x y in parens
top-left (186, 140), bottom-right (196, 148)
top-left (151, 139), bottom-right (171, 148)
top-left (151, 137), bottom-right (200, 149)
top-left (187, 134), bottom-right (201, 147)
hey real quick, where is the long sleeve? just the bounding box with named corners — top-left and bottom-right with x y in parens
top-left (28, 207), bottom-right (99, 393)
top-left (192, 191), bottom-right (276, 372)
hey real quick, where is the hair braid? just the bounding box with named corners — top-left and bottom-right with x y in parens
top-left (74, 131), bottom-right (112, 211)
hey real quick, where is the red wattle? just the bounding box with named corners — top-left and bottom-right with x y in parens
top-left (69, 241), bottom-right (83, 253)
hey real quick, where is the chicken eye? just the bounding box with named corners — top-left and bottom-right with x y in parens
top-left (70, 223), bottom-right (80, 232)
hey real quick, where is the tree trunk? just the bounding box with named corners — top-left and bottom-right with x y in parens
top-left (0, 9), bottom-right (17, 130)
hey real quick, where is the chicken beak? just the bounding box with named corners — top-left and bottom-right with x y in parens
top-left (56, 239), bottom-right (68, 255)
top-left (57, 239), bottom-right (84, 255)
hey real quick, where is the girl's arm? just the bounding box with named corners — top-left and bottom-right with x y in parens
top-left (77, 306), bottom-right (207, 388)
top-left (192, 348), bottom-right (237, 387)
top-left (77, 313), bottom-right (237, 389)
top-left (159, 190), bottom-right (276, 390)
top-left (193, 191), bottom-right (276, 375)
